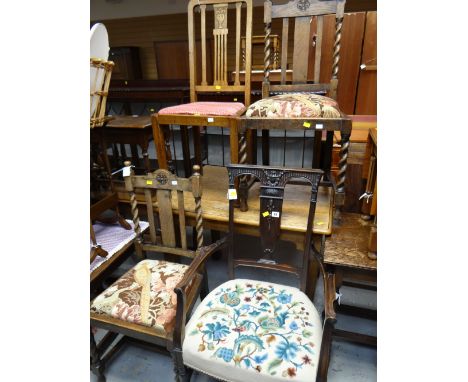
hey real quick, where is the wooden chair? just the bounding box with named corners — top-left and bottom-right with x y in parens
top-left (90, 193), bottom-right (149, 286)
top-left (238, 0), bottom-right (352, 210)
top-left (181, 164), bottom-right (338, 382)
top-left (90, 162), bottom-right (228, 382)
top-left (153, 0), bottom-right (253, 177)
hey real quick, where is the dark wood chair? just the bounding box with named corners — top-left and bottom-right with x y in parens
top-left (238, 0), bottom-right (352, 211)
top-left (181, 164), bottom-right (338, 382)
top-left (90, 162), bottom-right (228, 382)
top-left (153, 0), bottom-right (253, 177)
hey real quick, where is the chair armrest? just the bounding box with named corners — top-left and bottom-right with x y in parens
top-left (175, 236), bottom-right (229, 292)
top-left (323, 272), bottom-right (337, 322)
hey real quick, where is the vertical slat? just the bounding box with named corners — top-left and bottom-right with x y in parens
top-left (234, 2), bottom-right (241, 85)
top-left (177, 190), bottom-right (187, 250)
top-left (223, 34), bottom-right (228, 84)
top-left (156, 189), bottom-right (176, 247)
top-left (144, 189), bottom-right (157, 244)
top-left (188, 3), bottom-right (196, 101)
top-left (281, 18), bottom-right (289, 84)
top-left (314, 15), bottom-right (323, 83)
top-left (201, 4), bottom-right (207, 86)
top-left (292, 16), bottom-right (311, 83)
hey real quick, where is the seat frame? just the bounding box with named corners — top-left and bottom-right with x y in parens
top-left (90, 163), bottom-right (228, 382)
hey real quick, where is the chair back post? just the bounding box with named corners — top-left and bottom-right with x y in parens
top-left (187, 0), bottom-right (253, 106)
top-left (123, 160), bottom-right (144, 259)
top-left (329, 0), bottom-right (346, 100)
top-left (191, 165), bottom-right (204, 249)
top-left (227, 165), bottom-right (323, 292)
top-left (262, 0), bottom-right (272, 98)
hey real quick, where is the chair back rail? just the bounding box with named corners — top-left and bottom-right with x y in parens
top-left (263, 0), bottom-right (346, 99)
top-left (227, 164), bottom-right (323, 292)
top-left (188, 0), bottom-right (253, 105)
top-left (123, 161), bottom-right (204, 257)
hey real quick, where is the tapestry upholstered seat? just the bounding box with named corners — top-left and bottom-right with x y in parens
top-left (245, 93), bottom-right (342, 119)
top-left (183, 279), bottom-right (323, 382)
top-left (90, 219), bottom-right (149, 273)
top-left (158, 101), bottom-right (246, 117)
top-left (91, 259), bottom-right (193, 334)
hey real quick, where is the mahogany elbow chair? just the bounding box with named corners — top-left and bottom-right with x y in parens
top-left (180, 164), bottom-right (338, 382)
top-left (90, 162), bottom-right (228, 382)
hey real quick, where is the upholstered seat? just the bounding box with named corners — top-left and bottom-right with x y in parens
top-left (183, 279), bottom-right (323, 382)
top-left (91, 259), bottom-right (190, 333)
top-left (158, 101), bottom-right (246, 117)
top-left (245, 93), bottom-right (342, 119)
top-left (90, 219), bottom-right (149, 273)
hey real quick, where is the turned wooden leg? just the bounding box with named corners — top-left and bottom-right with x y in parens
top-left (335, 132), bottom-right (350, 219)
top-left (317, 320), bottom-right (334, 382)
top-left (90, 329), bottom-right (106, 382)
top-left (170, 348), bottom-right (190, 382)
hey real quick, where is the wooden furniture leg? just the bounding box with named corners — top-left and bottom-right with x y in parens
top-left (180, 126), bottom-right (192, 177)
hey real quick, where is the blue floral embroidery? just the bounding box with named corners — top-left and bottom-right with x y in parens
top-left (203, 322), bottom-right (230, 341)
top-left (276, 291), bottom-right (292, 304)
top-left (190, 282), bottom-right (316, 378)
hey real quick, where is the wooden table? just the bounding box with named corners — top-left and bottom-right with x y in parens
top-left (324, 212), bottom-right (377, 347)
top-left (97, 115), bottom-right (155, 173)
top-left (117, 165), bottom-right (334, 251)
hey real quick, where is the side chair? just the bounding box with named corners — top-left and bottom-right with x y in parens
top-left (90, 162), bottom-right (228, 382)
top-left (153, 0), bottom-right (253, 177)
top-left (181, 164), bottom-right (338, 382)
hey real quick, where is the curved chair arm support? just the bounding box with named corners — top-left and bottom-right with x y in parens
top-left (172, 236), bottom-right (230, 348)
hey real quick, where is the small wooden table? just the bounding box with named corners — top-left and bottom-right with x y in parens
top-left (100, 115), bottom-right (155, 172)
top-left (324, 212), bottom-right (377, 347)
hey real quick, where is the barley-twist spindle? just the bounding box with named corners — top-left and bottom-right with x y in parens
top-left (264, 23), bottom-right (271, 87)
top-left (192, 165), bottom-right (204, 248)
top-left (239, 133), bottom-right (247, 165)
top-left (336, 136), bottom-right (349, 193)
top-left (331, 17), bottom-right (343, 81)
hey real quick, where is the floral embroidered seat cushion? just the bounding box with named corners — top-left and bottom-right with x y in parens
top-left (183, 279), bottom-right (323, 382)
top-left (158, 102), bottom-right (246, 117)
top-left (91, 259), bottom-right (190, 333)
top-left (245, 93), bottom-right (342, 119)
top-left (90, 219), bottom-right (149, 273)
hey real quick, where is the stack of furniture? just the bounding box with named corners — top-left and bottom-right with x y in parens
top-left (90, 1), bottom-right (377, 380)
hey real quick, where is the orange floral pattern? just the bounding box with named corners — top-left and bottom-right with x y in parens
top-left (90, 259), bottom-right (190, 333)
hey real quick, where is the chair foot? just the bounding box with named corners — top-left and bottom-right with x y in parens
top-left (90, 329), bottom-right (106, 382)
top-left (171, 348), bottom-right (190, 382)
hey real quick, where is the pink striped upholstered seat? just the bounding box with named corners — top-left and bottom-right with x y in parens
top-left (158, 102), bottom-right (245, 117)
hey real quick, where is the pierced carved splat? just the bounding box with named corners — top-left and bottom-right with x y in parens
top-left (213, 4), bottom-right (229, 86)
top-left (227, 165), bottom-right (322, 264)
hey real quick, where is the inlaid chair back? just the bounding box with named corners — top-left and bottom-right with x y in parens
top-left (188, 0), bottom-right (253, 106)
top-left (227, 164), bottom-right (323, 292)
top-left (262, 0), bottom-right (346, 99)
top-left (124, 161), bottom-right (204, 258)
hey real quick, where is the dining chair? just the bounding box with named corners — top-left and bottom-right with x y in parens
top-left (153, 0), bottom-right (253, 177)
top-left (181, 164), bottom-right (338, 382)
top-left (90, 162), bottom-right (228, 382)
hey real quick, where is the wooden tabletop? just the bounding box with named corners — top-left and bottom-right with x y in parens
top-left (173, 165), bottom-right (334, 235)
top-left (324, 212), bottom-right (377, 271)
top-left (106, 115), bottom-right (152, 129)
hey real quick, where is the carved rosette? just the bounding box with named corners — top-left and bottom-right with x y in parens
top-left (296, 0), bottom-right (311, 11)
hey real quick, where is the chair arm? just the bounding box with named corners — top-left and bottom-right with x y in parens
top-left (175, 236), bottom-right (229, 292)
top-left (323, 272), bottom-right (337, 323)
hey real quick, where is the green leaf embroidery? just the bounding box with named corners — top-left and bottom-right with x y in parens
top-left (267, 358), bottom-right (283, 373)
top-left (189, 329), bottom-right (199, 336)
top-left (302, 329), bottom-right (312, 338)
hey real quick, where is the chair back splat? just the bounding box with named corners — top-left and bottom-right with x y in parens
top-left (263, 0), bottom-right (346, 99)
top-left (188, 0), bottom-right (253, 106)
top-left (227, 164), bottom-right (323, 292)
top-left (124, 161), bottom-right (204, 259)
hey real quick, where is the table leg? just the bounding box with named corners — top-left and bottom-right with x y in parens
top-left (193, 126), bottom-right (202, 173)
top-left (140, 138), bottom-right (151, 173)
top-left (130, 144), bottom-right (140, 169)
top-left (262, 130), bottom-right (270, 165)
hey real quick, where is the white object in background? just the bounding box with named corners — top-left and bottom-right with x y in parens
top-left (90, 23), bottom-right (110, 118)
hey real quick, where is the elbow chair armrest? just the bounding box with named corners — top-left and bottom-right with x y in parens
top-left (175, 236), bottom-right (230, 293)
